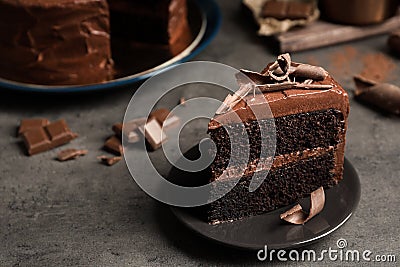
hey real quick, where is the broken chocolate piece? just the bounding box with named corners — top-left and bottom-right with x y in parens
top-left (163, 116), bottom-right (180, 129)
top-left (354, 76), bottom-right (400, 115)
top-left (45, 119), bottom-right (78, 148)
top-left (21, 127), bottom-right (52, 156)
top-left (286, 2), bottom-right (313, 20)
top-left (18, 118), bottom-right (49, 136)
top-left (139, 118), bottom-right (167, 150)
top-left (262, 1), bottom-right (313, 20)
top-left (123, 118), bottom-right (146, 136)
top-left (280, 187), bottom-right (325, 225)
top-left (57, 149), bottom-right (88, 161)
top-left (104, 135), bottom-right (123, 155)
top-left (112, 123), bottom-right (123, 139)
top-left (149, 108), bottom-right (170, 125)
top-left (261, 1), bottom-right (288, 20)
top-left (98, 155), bottom-right (122, 166)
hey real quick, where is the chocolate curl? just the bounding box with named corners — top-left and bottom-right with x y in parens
top-left (354, 76), bottom-right (400, 115)
top-left (291, 63), bottom-right (327, 81)
top-left (280, 187), bottom-right (325, 225)
top-left (239, 69), bottom-right (271, 85)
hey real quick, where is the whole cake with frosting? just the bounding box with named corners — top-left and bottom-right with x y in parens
top-left (0, 0), bottom-right (189, 85)
top-left (206, 54), bottom-right (349, 224)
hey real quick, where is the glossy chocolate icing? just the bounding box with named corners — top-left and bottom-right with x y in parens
top-left (209, 75), bottom-right (349, 129)
top-left (0, 0), bottom-right (113, 85)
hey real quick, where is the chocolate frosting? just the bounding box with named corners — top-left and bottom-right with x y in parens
top-left (209, 75), bottom-right (349, 129)
top-left (0, 0), bottom-right (113, 85)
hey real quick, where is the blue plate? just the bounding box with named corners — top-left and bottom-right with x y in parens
top-left (0, 0), bottom-right (221, 93)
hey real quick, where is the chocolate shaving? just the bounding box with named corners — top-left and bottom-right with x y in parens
top-left (57, 149), bottom-right (88, 161)
top-left (216, 53), bottom-right (331, 114)
top-left (98, 155), bottom-right (122, 166)
top-left (354, 75), bottom-right (400, 115)
top-left (280, 187), bottom-right (325, 225)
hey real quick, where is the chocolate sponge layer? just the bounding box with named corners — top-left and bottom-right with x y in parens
top-left (206, 151), bottom-right (336, 224)
top-left (208, 109), bottom-right (345, 177)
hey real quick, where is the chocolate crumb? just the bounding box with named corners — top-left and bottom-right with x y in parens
top-left (98, 155), bottom-right (122, 166)
top-left (57, 149), bottom-right (88, 161)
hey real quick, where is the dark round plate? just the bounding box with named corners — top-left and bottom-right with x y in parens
top-left (0, 0), bottom-right (221, 93)
top-left (170, 150), bottom-right (361, 251)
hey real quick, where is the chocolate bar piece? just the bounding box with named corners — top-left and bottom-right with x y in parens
top-left (139, 118), bottom-right (167, 150)
top-left (45, 119), bottom-right (78, 148)
top-left (104, 135), bottom-right (123, 155)
top-left (57, 149), bottom-right (88, 161)
top-left (262, 1), bottom-right (287, 20)
top-left (150, 108), bottom-right (180, 130)
top-left (18, 118), bottom-right (49, 136)
top-left (22, 127), bottom-right (52, 155)
top-left (149, 108), bottom-right (170, 125)
top-left (262, 1), bottom-right (313, 20)
top-left (286, 2), bottom-right (313, 20)
top-left (98, 155), bottom-right (122, 166)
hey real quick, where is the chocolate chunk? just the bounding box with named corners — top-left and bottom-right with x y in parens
top-left (388, 30), bottom-right (400, 56)
top-left (139, 118), bottom-right (167, 150)
top-left (112, 123), bottom-right (123, 139)
top-left (21, 127), bottom-right (52, 155)
top-left (123, 117), bottom-right (146, 136)
top-left (104, 135), bottom-right (123, 155)
top-left (18, 118), bottom-right (49, 136)
top-left (149, 108), bottom-right (170, 125)
top-left (98, 155), bottom-right (122, 166)
top-left (354, 76), bottom-right (400, 115)
top-left (262, 1), bottom-right (313, 20)
top-left (57, 149), bottom-right (88, 161)
top-left (280, 187), bottom-right (325, 225)
top-left (45, 119), bottom-right (78, 148)
top-left (262, 1), bottom-right (288, 20)
top-left (286, 2), bottom-right (313, 20)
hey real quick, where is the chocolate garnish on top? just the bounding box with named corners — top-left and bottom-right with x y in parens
top-left (216, 53), bottom-right (331, 115)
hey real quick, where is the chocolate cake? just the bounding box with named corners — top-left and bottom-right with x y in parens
top-left (0, 0), bottom-right (113, 85)
top-left (109, 0), bottom-right (189, 45)
top-left (206, 54), bottom-right (349, 224)
top-left (0, 0), bottom-right (190, 85)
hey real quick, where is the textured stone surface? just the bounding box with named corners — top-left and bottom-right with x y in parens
top-left (0, 0), bottom-right (399, 266)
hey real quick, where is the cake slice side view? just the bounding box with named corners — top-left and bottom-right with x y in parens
top-left (206, 54), bottom-right (349, 224)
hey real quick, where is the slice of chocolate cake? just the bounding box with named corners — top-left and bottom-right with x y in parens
top-left (206, 54), bottom-right (349, 224)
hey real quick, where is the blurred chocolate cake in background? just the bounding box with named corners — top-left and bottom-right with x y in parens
top-left (0, 0), bottom-right (190, 86)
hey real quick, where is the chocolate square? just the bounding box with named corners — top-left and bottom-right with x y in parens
top-left (22, 127), bottom-right (52, 155)
top-left (18, 118), bottom-right (49, 136)
top-left (104, 135), bottom-right (123, 155)
top-left (286, 2), bottom-right (313, 20)
top-left (261, 1), bottom-right (288, 20)
top-left (45, 119), bottom-right (77, 148)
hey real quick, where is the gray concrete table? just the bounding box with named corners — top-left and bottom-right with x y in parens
top-left (1, 0), bottom-right (399, 266)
